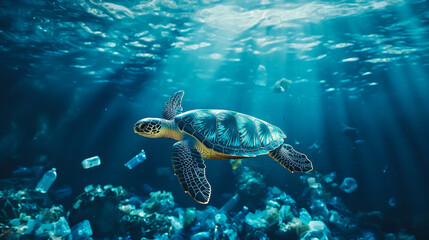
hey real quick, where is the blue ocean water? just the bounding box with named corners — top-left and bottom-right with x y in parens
top-left (1, 0), bottom-right (429, 239)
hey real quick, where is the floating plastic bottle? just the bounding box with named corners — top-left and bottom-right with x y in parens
top-left (125, 150), bottom-right (146, 169)
top-left (35, 168), bottom-right (57, 193)
top-left (71, 220), bottom-right (93, 240)
top-left (234, 206), bottom-right (249, 222)
top-left (221, 193), bottom-right (239, 212)
top-left (81, 156), bottom-right (101, 169)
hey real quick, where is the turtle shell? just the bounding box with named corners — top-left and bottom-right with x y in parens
top-left (175, 109), bottom-right (286, 157)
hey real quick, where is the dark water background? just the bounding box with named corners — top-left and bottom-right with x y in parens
top-left (1, 0), bottom-right (429, 237)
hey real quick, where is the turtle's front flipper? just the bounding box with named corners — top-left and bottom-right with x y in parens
top-left (163, 90), bottom-right (184, 120)
top-left (172, 140), bottom-right (211, 204)
top-left (269, 144), bottom-right (313, 173)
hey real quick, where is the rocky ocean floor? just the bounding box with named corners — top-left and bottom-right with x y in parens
top-left (0, 165), bottom-right (417, 240)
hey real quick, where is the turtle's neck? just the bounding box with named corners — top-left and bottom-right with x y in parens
top-left (161, 119), bottom-right (183, 141)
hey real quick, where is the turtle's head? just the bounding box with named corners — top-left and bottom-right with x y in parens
top-left (134, 118), bottom-right (163, 138)
top-left (134, 117), bottom-right (182, 140)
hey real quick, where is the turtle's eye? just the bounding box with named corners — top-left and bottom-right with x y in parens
top-left (134, 120), bottom-right (150, 133)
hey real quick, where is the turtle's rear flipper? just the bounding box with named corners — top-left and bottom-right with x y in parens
top-left (172, 140), bottom-right (211, 204)
top-left (269, 144), bottom-right (313, 173)
top-left (163, 90), bottom-right (184, 120)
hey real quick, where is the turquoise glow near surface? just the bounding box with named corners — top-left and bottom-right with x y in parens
top-left (1, 0), bottom-right (429, 238)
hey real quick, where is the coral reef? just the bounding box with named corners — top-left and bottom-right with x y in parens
top-left (0, 168), bottom-right (418, 240)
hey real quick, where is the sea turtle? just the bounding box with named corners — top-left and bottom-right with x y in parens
top-left (134, 90), bottom-right (313, 204)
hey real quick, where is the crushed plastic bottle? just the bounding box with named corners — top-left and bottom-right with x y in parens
top-left (215, 213), bottom-right (227, 225)
top-left (52, 217), bottom-right (71, 238)
top-left (339, 177), bottom-right (358, 193)
top-left (71, 220), bottom-right (93, 240)
top-left (299, 208), bottom-right (312, 225)
top-left (81, 156), bottom-right (101, 169)
top-left (125, 149), bottom-right (146, 169)
top-left (310, 199), bottom-right (329, 218)
top-left (307, 177), bottom-right (320, 189)
top-left (329, 210), bottom-right (340, 224)
top-left (35, 168), bottom-right (57, 193)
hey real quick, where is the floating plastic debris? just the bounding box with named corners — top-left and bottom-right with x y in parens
top-left (230, 159), bottom-right (242, 171)
top-left (35, 168), bottom-right (57, 193)
top-left (52, 216), bottom-right (72, 238)
top-left (301, 220), bottom-right (330, 239)
top-left (271, 78), bottom-right (292, 93)
top-left (329, 210), bottom-right (340, 224)
top-left (310, 199), bottom-right (329, 218)
top-left (81, 156), bottom-right (101, 169)
top-left (234, 206), bottom-right (249, 222)
top-left (383, 165), bottom-right (388, 174)
top-left (84, 184), bottom-right (94, 192)
top-left (215, 213), bottom-right (227, 225)
top-left (339, 177), bottom-right (358, 193)
top-left (308, 142), bottom-right (321, 153)
top-left (299, 208), bottom-right (312, 225)
top-left (71, 220), bottom-right (93, 240)
top-left (388, 197), bottom-right (397, 207)
top-left (307, 177), bottom-right (320, 189)
top-left (323, 172), bottom-right (337, 183)
top-left (343, 126), bottom-right (357, 139)
top-left (125, 149), bottom-right (146, 169)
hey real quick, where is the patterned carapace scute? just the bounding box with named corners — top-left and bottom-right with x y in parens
top-left (175, 109), bottom-right (286, 156)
